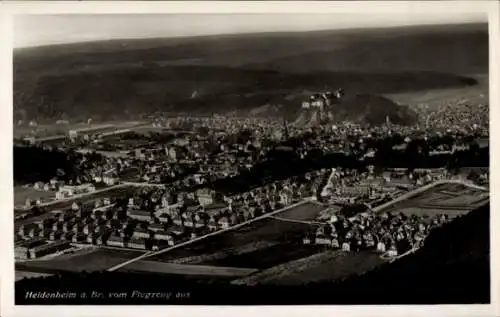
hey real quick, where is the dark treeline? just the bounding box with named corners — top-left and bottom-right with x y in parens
top-left (13, 145), bottom-right (104, 185)
top-left (13, 146), bottom-right (74, 185)
top-left (210, 143), bottom-right (489, 195)
top-left (14, 136), bottom-right (488, 190)
top-left (15, 204), bottom-right (489, 305)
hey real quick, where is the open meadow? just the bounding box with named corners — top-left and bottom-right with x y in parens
top-left (14, 186), bottom-right (56, 206)
top-left (381, 183), bottom-right (489, 218)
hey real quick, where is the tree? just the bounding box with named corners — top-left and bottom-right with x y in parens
top-left (467, 169), bottom-right (480, 182)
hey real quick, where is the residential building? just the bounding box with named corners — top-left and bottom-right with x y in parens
top-left (15, 239), bottom-right (46, 260)
top-left (107, 234), bottom-right (124, 247)
top-left (133, 228), bottom-right (150, 239)
top-left (28, 241), bottom-right (71, 259)
top-left (127, 237), bottom-right (147, 250)
top-left (197, 188), bottom-right (215, 206)
top-left (127, 209), bottom-right (152, 222)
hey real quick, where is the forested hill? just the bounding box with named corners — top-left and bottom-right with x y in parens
top-left (14, 23), bottom-right (487, 122)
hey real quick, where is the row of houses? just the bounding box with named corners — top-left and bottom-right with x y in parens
top-left (15, 239), bottom-right (72, 260)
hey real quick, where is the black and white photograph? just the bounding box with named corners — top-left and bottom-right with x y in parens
top-left (1, 0), bottom-right (498, 313)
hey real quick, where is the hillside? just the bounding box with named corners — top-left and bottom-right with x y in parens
top-left (246, 25), bottom-right (488, 74)
top-left (13, 23), bottom-right (487, 122)
top-left (332, 93), bottom-right (417, 125)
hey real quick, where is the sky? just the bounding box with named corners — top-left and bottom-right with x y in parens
top-left (14, 13), bottom-right (487, 48)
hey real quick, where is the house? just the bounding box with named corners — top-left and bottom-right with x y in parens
top-left (132, 228), bottom-right (150, 239)
top-left (127, 209), bottom-right (152, 222)
top-left (342, 242), bottom-right (351, 252)
top-left (49, 230), bottom-right (63, 241)
top-left (186, 216), bottom-right (205, 228)
top-left (172, 213), bottom-right (184, 226)
top-left (86, 233), bottom-right (97, 244)
top-left (182, 213), bottom-right (196, 227)
top-left (217, 217), bottom-right (230, 229)
top-left (148, 222), bottom-right (165, 232)
top-left (165, 224), bottom-right (184, 236)
top-left (315, 234), bottom-right (331, 245)
top-left (203, 203), bottom-right (228, 216)
top-left (331, 238), bottom-right (340, 248)
top-left (33, 181), bottom-right (44, 190)
top-left (387, 245), bottom-right (398, 257)
top-left (107, 234), bottom-right (124, 247)
top-left (196, 188), bottom-right (215, 206)
top-left (57, 211), bottom-right (73, 222)
top-left (62, 221), bottom-right (76, 233)
top-left (157, 213), bottom-right (171, 224)
top-left (94, 225), bottom-right (107, 234)
top-left (28, 241), bottom-right (71, 259)
top-left (103, 171), bottom-right (120, 186)
top-left (315, 226), bottom-right (325, 237)
top-left (207, 217), bottom-right (218, 231)
top-left (18, 223), bottom-right (37, 236)
top-left (83, 223), bottom-right (96, 235)
top-left (154, 231), bottom-right (175, 246)
top-left (58, 184), bottom-right (96, 198)
top-left (154, 230), bottom-right (173, 241)
top-left (95, 234), bottom-right (105, 245)
top-left (61, 230), bottom-right (74, 240)
top-left (127, 237), bottom-right (147, 250)
top-left (27, 227), bottom-right (41, 239)
top-left (15, 239), bottom-right (46, 260)
top-left (71, 232), bottom-right (86, 243)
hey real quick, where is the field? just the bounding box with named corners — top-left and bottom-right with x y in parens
top-left (13, 121), bottom-right (145, 139)
top-left (273, 201), bottom-right (326, 221)
top-left (149, 217), bottom-right (318, 263)
top-left (118, 261), bottom-right (258, 277)
top-left (381, 183), bottom-right (489, 218)
top-left (16, 248), bottom-right (146, 274)
top-left (203, 243), bottom-right (325, 269)
top-left (14, 185), bottom-right (138, 228)
top-left (14, 186), bottom-right (56, 206)
top-left (234, 250), bottom-right (386, 286)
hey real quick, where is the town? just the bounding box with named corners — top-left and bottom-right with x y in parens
top-left (14, 88), bottom-right (489, 263)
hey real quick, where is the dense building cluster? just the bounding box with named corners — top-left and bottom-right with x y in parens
top-left (303, 209), bottom-right (451, 256)
top-left (15, 168), bottom-right (329, 258)
top-left (14, 90), bottom-right (489, 261)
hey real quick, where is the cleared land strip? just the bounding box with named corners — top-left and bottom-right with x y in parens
top-left (169, 241), bottom-right (278, 265)
top-left (122, 181), bottom-right (166, 188)
top-left (268, 216), bottom-right (323, 225)
top-left (15, 183), bottom-right (127, 211)
top-left (232, 250), bottom-right (343, 286)
top-left (107, 199), bottom-right (312, 272)
top-left (119, 261), bottom-right (258, 277)
top-left (370, 179), bottom-right (487, 213)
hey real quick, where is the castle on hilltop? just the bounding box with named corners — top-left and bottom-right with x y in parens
top-left (301, 88), bottom-right (345, 111)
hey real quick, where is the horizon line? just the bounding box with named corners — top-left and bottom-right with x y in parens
top-left (14, 21), bottom-right (487, 50)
